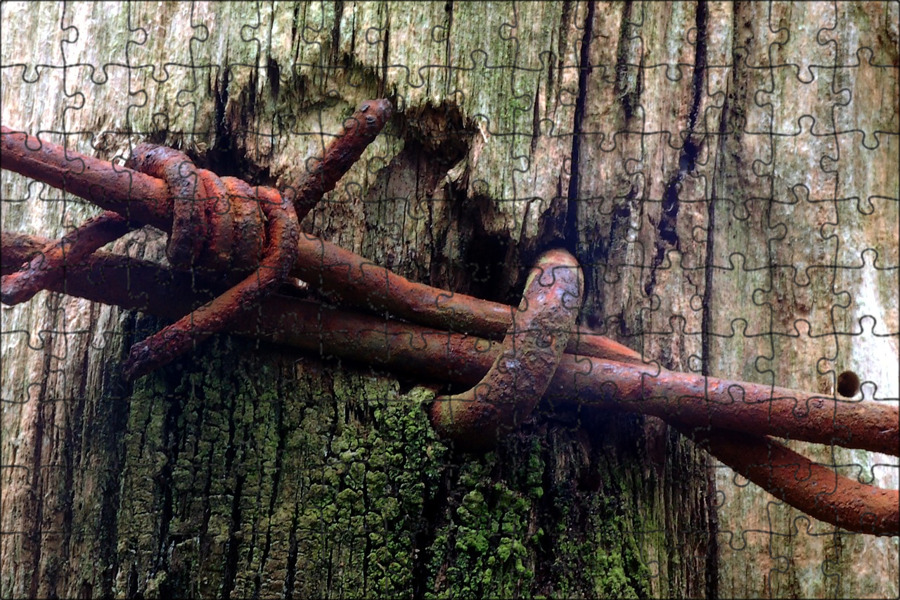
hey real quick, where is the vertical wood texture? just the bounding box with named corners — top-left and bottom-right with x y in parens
top-left (2, 2), bottom-right (896, 598)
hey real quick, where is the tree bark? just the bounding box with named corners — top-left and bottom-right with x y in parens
top-left (1, 2), bottom-right (896, 598)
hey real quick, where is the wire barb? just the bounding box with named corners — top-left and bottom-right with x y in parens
top-left (2, 106), bottom-right (898, 535)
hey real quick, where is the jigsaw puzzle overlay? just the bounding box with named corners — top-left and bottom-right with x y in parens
top-left (1, 2), bottom-right (897, 599)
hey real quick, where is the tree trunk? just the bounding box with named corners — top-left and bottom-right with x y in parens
top-left (1, 2), bottom-right (896, 598)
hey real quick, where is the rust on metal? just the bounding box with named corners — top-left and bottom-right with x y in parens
top-left (120, 180), bottom-right (300, 380)
top-left (1, 210), bottom-right (130, 304)
top-left (125, 143), bottom-right (225, 269)
top-left (292, 231), bottom-right (645, 366)
top-left (4, 231), bottom-right (899, 534)
top-left (430, 249), bottom-right (584, 450)
top-left (2, 119), bottom-right (640, 368)
top-left (3, 101), bottom-right (899, 536)
top-left (8, 231), bottom-right (894, 460)
top-left (0, 125), bottom-right (171, 228)
top-left (678, 426), bottom-right (899, 536)
top-left (2, 100), bottom-right (391, 378)
top-left (287, 98), bottom-right (394, 221)
top-left (544, 358), bottom-right (899, 457)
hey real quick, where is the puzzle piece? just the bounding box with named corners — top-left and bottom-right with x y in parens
top-left (1, 3), bottom-right (897, 599)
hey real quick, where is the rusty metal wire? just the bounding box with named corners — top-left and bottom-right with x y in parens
top-left (1, 115), bottom-right (898, 536)
top-left (2, 99), bottom-right (391, 378)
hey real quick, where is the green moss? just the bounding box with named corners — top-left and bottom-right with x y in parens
top-left (116, 335), bottom-right (656, 599)
top-left (285, 381), bottom-right (450, 598)
top-left (426, 454), bottom-right (536, 600)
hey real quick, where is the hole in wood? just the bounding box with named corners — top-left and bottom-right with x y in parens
top-left (837, 370), bottom-right (861, 398)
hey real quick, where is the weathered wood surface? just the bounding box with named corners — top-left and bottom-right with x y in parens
top-left (1, 2), bottom-right (896, 598)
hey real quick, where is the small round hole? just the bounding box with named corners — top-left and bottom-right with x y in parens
top-left (837, 371), bottom-right (860, 398)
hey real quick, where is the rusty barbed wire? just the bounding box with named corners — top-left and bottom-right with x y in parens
top-left (2, 99), bottom-right (391, 378)
top-left (1, 117), bottom-right (898, 536)
top-left (431, 248), bottom-right (584, 451)
top-left (3, 231), bottom-right (898, 535)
